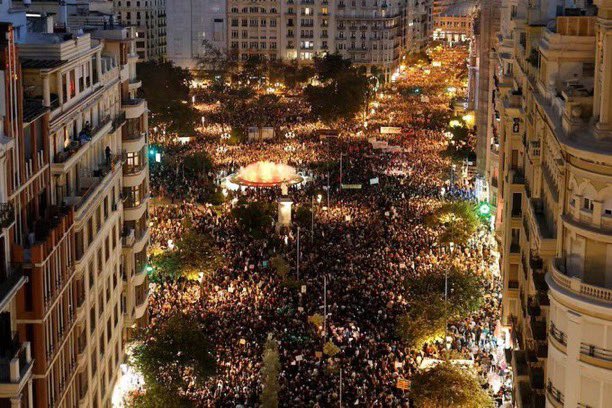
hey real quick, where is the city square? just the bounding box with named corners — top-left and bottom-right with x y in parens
top-left (0, 0), bottom-right (610, 408)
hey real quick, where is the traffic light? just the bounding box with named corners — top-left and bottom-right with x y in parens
top-left (477, 202), bottom-right (491, 217)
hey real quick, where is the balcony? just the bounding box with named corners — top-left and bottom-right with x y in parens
top-left (63, 155), bottom-right (123, 215)
top-left (51, 115), bottom-right (113, 174)
top-left (0, 266), bottom-right (26, 311)
top-left (546, 381), bottom-right (564, 408)
top-left (122, 98), bottom-right (147, 119)
top-left (528, 365), bottom-right (544, 389)
top-left (507, 168), bottom-right (525, 186)
top-left (549, 257), bottom-right (612, 303)
top-left (0, 336), bottom-right (33, 397)
top-left (0, 203), bottom-right (14, 228)
top-left (549, 322), bottom-right (567, 350)
top-left (111, 111), bottom-right (127, 132)
top-left (128, 78), bottom-right (142, 91)
top-left (12, 206), bottom-right (73, 265)
top-left (577, 344), bottom-right (612, 374)
top-left (122, 229), bottom-right (135, 248)
top-left (530, 319), bottom-right (547, 342)
top-left (133, 285), bottom-right (150, 319)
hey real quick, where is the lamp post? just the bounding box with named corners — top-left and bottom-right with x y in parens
top-left (445, 241), bottom-right (455, 353)
top-left (323, 274), bottom-right (327, 340)
top-left (297, 226), bottom-right (301, 281)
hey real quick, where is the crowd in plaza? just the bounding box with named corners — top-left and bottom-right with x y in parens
top-left (131, 45), bottom-right (513, 407)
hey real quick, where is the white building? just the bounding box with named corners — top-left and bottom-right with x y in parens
top-left (166, 0), bottom-right (226, 69)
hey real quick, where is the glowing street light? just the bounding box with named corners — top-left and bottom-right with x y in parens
top-left (478, 202), bottom-right (492, 217)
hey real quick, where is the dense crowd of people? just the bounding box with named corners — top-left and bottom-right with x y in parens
top-left (129, 45), bottom-right (514, 407)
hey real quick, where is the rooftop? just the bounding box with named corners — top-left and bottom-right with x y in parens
top-left (439, 0), bottom-right (477, 17)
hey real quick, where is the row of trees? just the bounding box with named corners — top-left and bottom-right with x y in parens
top-left (396, 200), bottom-right (492, 407)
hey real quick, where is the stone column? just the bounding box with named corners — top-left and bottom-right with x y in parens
top-left (56, 73), bottom-right (63, 105)
top-left (10, 395), bottom-right (21, 408)
top-left (594, 0), bottom-right (612, 134)
top-left (42, 75), bottom-right (50, 107)
top-left (277, 197), bottom-right (293, 231)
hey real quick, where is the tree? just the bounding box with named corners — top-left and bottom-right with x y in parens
top-left (261, 337), bottom-right (281, 408)
top-left (398, 267), bottom-right (483, 349)
top-left (294, 205), bottom-right (312, 229)
top-left (313, 53), bottom-right (352, 83)
top-left (405, 267), bottom-right (484, 319)
top-left (151, 231), bottom-right (224, 281)
top-left (396, 296), bottom-right (446, 350)
top-left (137, 61), bottom-right (198, 135)
top-left (182, 151), bottom-right (214, 177)
top-left (231, 202), bottom-right (274, 238)
top-left (196, 40), bottom-right (239, 83)
top-left (305, 54), bottom-right (369, 124)
top-left (131, 315), bottom-right (216, 400)
top-left (270, 255), bottom-right (290, 279)
top-left (411, 362), bottom-right (493, 408)
top-left (426, 201), bottom-right (480, 246)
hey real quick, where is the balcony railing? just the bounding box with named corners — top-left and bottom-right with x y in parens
top-left (53, 115), bottom-right (112, 164)
top-left (0, 265), bottom-right (24, 305)
top-left (0, 203), bottom-right (14, 228)
top-left (546, 381), bottom-right (564, 406)
top-left (551, 257), bottom-right (612, 303)
top-left (549, 322), bottom-right (567, 346)
top-left (112, 111), bottom-right (127, 132)
top-left (64, 155), bottom-right (123, 210)
top-left (580, 343), bottom-right (612, 362)
top-left (0, 334), bottom-right (31, 384)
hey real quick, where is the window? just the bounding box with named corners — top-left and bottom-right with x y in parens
top-left (583, 197), bottom-right (594, 212)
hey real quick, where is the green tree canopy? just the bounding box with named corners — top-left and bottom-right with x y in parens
top-left (426, 201), bottom-right (480, 246)
top-left (231, 202), bottom-right (274, 238)
top-left (405, 267), bottom-right (484, 319)
top-left (305, 53), bottom-right (369, 124)
top-left (183, 151), bottom-right (214, 176)
top-left (396, 296), bottom-right (446, 350)
top-left (411, 362), bottom-right (493, 408)
top-left (137, 61), bottom-right (198, 135)
top-left (131, 314), bottom-right (216, 400)
top-left (151, 231), bottom-right (224, 281)
top-left (398, 267), bottom-right (483, 349)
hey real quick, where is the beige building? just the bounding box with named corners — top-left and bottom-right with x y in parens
top-left (485, 0), bottom-right (612, 407)
top-left (334, 1), bottom-right (403, 80)
top-left (280, 0), bottom-right (334, 62)
top-left (227, 0), bottom-right (282, 61)
top-left (113, 0), bottom-right (166, 61)
top-left (224, 0), bottom-right (420, 80)
top-left (0, 11), bottom-right (150, 407)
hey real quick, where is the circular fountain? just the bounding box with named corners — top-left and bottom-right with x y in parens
top-left (229, 161), bottom-right (304, 188)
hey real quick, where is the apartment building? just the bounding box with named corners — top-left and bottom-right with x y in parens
top-left (432, 0), bottom-right (477, 42)
top-left (483, 0), bottom-right (612, 406)
top-left (0, 21), bottom-right (35, 408)
top-left (405, 0), bottom-right (433, 52)
top-left (334, 0), bottom-right (403, 80)
top-left (0, 2), bottom-right (150, 405)
top-left (113, 0), bottom-right (166, 61)
top-left (279, 0), bottom-right (334, 62)
top-left (227, 0), bottom-right (282, 61)
top-left (167, 0), bottom-right (431, 76)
